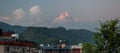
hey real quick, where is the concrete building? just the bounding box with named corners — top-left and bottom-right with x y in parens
top-left (0, 29), bottom-right (38, 53)
top-left (39, 40), bottom-right (82, 53)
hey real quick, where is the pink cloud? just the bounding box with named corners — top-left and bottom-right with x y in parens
top-left (58, 11), bottom-right (69, 20)
top-left (0, 16), bottom-right (10, 22)
top-left (54, 11), bottom-right (71, 22)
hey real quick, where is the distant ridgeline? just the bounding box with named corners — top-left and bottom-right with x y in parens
top-left (0, 22), bottom-right (26, 34)
top-left (0, 22), bottom-right (94, 44)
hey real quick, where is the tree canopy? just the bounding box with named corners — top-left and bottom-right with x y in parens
top-left (94, 18), bottom-right (120, 53)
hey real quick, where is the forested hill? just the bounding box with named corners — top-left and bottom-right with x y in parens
top-left (20, 27), bottom-right (94, 44)
top-left (0, 22), bottom-right (94, 44)
top-left (0, 22), bottom-right (26, 34)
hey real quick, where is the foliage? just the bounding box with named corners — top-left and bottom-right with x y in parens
top-left (83, 42), bottom-right (95, 53)
top-left (20, 27), bottom-right (94, 44)
top-left (94, 18), bottom-right (120, 53)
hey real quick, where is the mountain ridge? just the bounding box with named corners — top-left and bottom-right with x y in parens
top-left (0, 22), bottom-right (27, 34)
top-left (0, 22), bottom-right (94, 44)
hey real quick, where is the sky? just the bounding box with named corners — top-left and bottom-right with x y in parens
top-left (0, 0), bottom-right (120, 30)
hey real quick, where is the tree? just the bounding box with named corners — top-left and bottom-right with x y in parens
top-left (83, 42), bottom-right (94, 53)
top-left (94, 18), bottom-right (120, 53)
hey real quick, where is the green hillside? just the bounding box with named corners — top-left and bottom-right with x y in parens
top-left (20, 27), bottom-right (94, 44)
top-left (0, 22), bottom-right (94, 44)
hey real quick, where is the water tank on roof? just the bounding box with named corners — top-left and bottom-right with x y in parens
top-left (11, 34), bottom-right (19, 39)
top-left (40, 44), bottom-right (44, 47)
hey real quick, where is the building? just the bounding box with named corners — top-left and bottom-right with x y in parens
top-left (0, 29), bottom-right (38, 53)
top-left (39, 40), bottom-right (82, 53)
top-left (71, 43), bottom-right (83, 53)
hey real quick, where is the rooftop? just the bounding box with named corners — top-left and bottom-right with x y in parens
top-left (0, 38), bottom-right (37, 47)
top-left (0, 29), bottom-right (37, 47)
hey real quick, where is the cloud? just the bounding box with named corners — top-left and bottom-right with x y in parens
top-left (12, 9), bottom-right (25, 20)
top-left (0, 16), bottom-right (10, 22)
top-left (57, 11), bottom-right (69, 21)
top-left (51, 11), bottom-right (79, 28)
top-left (0, 5), bottom-right (43, 26)
top-left (53, 11), bottom-right (73, 23)
top-left (10, 5), bottom-right (42, 26)
top-left (29, 5), bottom-right (40, 15)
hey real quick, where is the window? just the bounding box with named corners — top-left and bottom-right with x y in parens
top-left (22, 48), bottom-right (25, 53)
top-left (5, 47), bottom-right (9, 52)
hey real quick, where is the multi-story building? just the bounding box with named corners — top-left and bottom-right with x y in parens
top-left (39, 40), bottom-right (82, 53)
top-left (0, 29), bottom-right (38, 53)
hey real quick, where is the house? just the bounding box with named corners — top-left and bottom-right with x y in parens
top-left (0, 29), bottom-right (38, 53)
